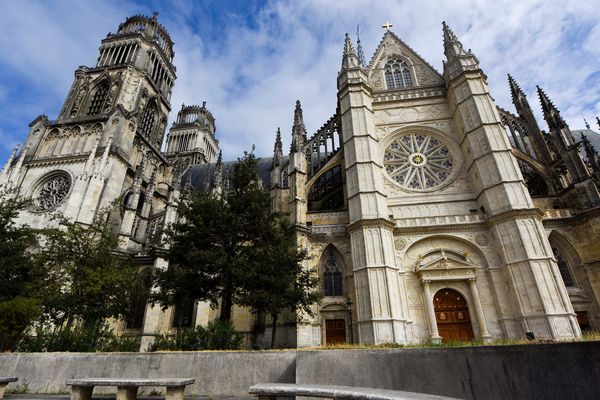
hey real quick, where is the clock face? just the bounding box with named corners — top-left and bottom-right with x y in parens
top-left (383, 132), bottom-right (454, 192)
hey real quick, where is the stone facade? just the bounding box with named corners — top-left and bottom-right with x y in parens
top-left (2, 15), bottom-right (600, 349)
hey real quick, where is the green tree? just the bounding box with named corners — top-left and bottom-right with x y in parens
top-left (154, 151), bottom-right (271, 323)
top-left (239, 217), bottom-right (319, 348)
top-left (33, 210), bottom-right (137, 330)
top-left (0, 195), bottom-right (41, 351)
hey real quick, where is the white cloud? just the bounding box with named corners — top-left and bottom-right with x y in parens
top-left (0, 0), bottom-right (599, 163)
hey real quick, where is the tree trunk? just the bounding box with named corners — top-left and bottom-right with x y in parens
top-left (270, 313), bottom-right (278, 349)
top-left (220, 291), bottom-right (233, 321)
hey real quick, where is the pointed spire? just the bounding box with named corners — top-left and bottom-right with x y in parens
top-left (356, 25), bottom-right (366, 67)
top-left (581, 132), bottom-right (600, 171)
top-left (442, 21), bottom-right (459, 48)
top-left (273, 127), bottom-right (283, 167)
top-left (507, 74), bottom-right (525, 102)
top-left (291, 100), bottom-right (306, 152)
top-left (442, 21), bottom-right (471, 62)
top-left (537, 86), bottom-right (567, 129)
top-left (341, 33), bottom-right (359, 69)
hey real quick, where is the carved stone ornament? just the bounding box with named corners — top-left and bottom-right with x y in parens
top-left (394, 238), bottom-right (407, 251)
top-left (475, 234), bottom-right (490, 247)
top-left (34, 173), bottom-right (71, 210)
top-left (384, 132), bottom-right (454, 191)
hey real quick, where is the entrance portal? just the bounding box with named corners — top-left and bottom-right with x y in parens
top-left (325, 319), bottom-right (346, 345)
top-left (434, 288), bottom-right (474, 342)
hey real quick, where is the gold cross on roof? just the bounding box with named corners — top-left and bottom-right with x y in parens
top-left (382, 21), bottom-right (393, 31)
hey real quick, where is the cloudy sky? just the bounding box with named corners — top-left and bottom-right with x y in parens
top-left (0, 0), bottom-right (599, 163)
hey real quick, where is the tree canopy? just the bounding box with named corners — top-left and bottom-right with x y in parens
top-left (33, 210), bottom-right (138, 328)
top-left (0, 195), bottom-right (41, 350)
top-left (154, 150), bottom-right (319, 346)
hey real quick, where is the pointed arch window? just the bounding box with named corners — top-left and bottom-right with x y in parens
top-left (384, 59), bottom-right (413, 90)
top-left (87, 82), bottom-right (109, 115)
top-left (139, 102), bottom-right (157, 139)
top-left (323, 251), bottom-right (343, 297)
top-left (552, 246), bottom-right (576, 287)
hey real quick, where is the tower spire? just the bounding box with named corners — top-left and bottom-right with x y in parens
top-left (356, 25), bottom-right (366, 67)
top-left (442, 21), bottom-right (459, 48)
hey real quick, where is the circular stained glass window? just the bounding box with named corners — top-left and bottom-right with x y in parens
top-left (383, 133), bottom-right (454, 191)
top-left (34, 172), bottom-right (71, 210)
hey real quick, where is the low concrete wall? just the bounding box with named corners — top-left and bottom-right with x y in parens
top-left (0, 342), bottom-right (599, 399)
top-left (0, 351), bottom-right (296, 396)
top-left (295, 342), bottom-right (600, 400)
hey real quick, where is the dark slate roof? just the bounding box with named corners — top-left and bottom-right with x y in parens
top-left (186, 156), bottom-right (289, 190)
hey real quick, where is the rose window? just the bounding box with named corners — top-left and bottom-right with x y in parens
top-left (34, 173), bottom-right (71, 210)
top-left (384, 133), bottom-right (454, 191)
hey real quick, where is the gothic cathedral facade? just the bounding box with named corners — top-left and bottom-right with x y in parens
top-left (2, 15), bottom-right (600, 349)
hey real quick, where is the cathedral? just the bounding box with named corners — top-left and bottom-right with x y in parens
top-left (1, 14), bottom-right (600, 350)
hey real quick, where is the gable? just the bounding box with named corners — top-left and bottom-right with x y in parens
top-left (367, 32), bottom-right (444, 90)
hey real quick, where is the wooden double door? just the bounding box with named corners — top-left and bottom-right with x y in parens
top-left (325, 319), bottom-right (346, 345)
top-left (434, 288), bottom-right (474, 342)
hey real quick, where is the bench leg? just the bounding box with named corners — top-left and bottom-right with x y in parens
top-left (116, 386), bottom-right (138, 400)
top-left (166, 386), bottom-right (185, 400)
top-left (70, 386), bottom-right (94, 400)
top-left (0, 383), bottom-right (7, 399)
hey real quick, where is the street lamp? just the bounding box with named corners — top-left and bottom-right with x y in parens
top-left (346, 298), bottom-right (354, 344)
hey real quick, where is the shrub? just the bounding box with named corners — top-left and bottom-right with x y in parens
top-left (149, 320), bottom-right (244, 351)
top-left (17, 323), bottom-right (140, 352)
top-left (0, 297), bottom-right (42, 351)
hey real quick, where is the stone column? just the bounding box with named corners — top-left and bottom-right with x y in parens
top-left (139, 255), bottom-right (168, 351)
top-left (468, 278), bottom-right (492, 342)
top-left (421, 280), bottom-right (442, 344)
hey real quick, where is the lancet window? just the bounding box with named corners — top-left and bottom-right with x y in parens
top-left (323, 251), bottom-right (343, 297)
top-left (87, 83), bottom-right (109, 115)
top-left (384, 59), bottom-right (413, 90)
top-left (552, 246), bottom-right (576, 288)
top-left (139, 103), bottom-right (157, 139)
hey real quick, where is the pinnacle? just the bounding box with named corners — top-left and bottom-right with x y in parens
top-left (343, 33), bottom-right (356, 56)
top-left (507, 74), bottom-right (525, 101)
top-left (442, 21), bottom-right (459, 47)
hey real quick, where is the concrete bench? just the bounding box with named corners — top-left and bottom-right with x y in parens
top-left (0, 377), bottom-right (18, 399)
top-left (248, 383), bottom-right (461, 400)
top-left (66, 378), bottom-right (195, 400)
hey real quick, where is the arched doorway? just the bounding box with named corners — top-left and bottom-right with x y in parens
top-left (434, 289), bottom-right (474, 342)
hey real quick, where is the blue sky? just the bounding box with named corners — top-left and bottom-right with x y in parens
top-left (0, 0), bottom-right (599, 163)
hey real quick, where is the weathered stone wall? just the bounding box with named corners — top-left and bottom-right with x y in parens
top-left (0, 351), bottom-right (296, 396)
top-left (296, 342), bottom-right (600, 400)
top-left (0, 343), bottom-right (599, 399)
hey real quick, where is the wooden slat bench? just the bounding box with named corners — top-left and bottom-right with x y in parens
top-left (66, 378), bottom-right (195, 400)
top-left (0, 377), bottom-right (17, 399)
top-left (248, 383), bottom-right (462, 400)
